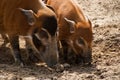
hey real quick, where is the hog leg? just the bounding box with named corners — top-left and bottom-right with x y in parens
top-left (1, 34), bottom-right (9, 47)
top-left (9, 35), bottom-right (23, 66)
top-left (25, 35), bottom-right (40, 63)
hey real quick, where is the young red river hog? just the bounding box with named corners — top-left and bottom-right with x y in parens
top-left (0, 0), bottom-right (59, 67)
top-left (45, 0), bottom-right (93, 65)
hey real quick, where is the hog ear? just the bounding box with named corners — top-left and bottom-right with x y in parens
top-left (46, 5), bottom-right (55, 12)
top-left (64, 18), bottom-right (75, 33)
top-left (19, 8), bottom-right (36, 26)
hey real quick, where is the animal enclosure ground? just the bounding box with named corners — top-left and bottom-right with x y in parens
top-left (0, 0), bottom-right (120, 80)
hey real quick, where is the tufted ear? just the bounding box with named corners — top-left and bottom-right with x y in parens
top-left (19, 8), bottom-right (36, 26)
top-left (64, 18), bottom-right (76, 33)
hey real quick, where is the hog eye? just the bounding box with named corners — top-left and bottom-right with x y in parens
top-left (77, 38), bottom-right (85, 45)
top-left (39, 30), bottom-right (48, 39)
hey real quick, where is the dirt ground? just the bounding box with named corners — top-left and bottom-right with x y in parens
top-left (0, 0), bottom-right (120, 80)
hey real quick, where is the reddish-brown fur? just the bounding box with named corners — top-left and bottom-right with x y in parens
top-left (0, 0), bottom-right (59, 67)
top-left (0, 0), bottom-right (56, 36)
top-left (46, 0), bottom-right (93, 64)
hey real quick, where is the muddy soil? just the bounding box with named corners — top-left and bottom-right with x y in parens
top-left (0, 0), bottom-right (120, 80)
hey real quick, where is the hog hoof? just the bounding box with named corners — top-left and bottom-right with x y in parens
top-left (14, 60), bottom-right (24, 67)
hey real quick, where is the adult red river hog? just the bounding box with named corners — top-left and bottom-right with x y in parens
top-left (0, 0), bottom-right (59, 67)
top-left (46, 0), bottom-right (93, 65)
